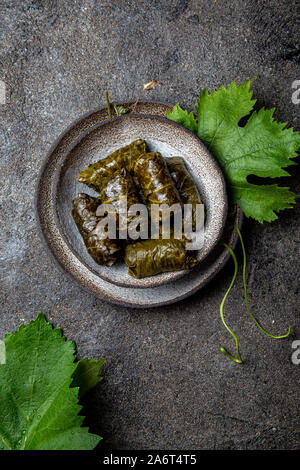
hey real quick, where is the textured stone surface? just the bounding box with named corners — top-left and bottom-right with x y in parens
top-left (0, 0), bottom-right (299, 450)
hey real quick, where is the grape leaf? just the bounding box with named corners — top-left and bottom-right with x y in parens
top-left (167, 103), bottom-right (198, 133)
top-left (0, 313), bottom-right (101, 450)
top-left (71, 357), bottom-right (105, 399)
top-left (113, 104), bottom-right (129, 116)
top-left (167, 79), bottom-right (300, 223)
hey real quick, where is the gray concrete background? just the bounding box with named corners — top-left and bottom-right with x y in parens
top-left (0, 0), bottom-right (299, 450)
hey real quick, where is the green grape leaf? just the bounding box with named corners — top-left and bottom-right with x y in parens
top-left (168, 103), bottom-right (198, 134)
top-left (113, 104), bottom-right (129, 116)
top-left (0, 313), bottom-right (101, 450)
top-left (167, 79), bottom-right (300, 223)
top-left (71, 357), bottom-right (105, 399)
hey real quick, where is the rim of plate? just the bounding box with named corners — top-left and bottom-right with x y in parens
top-left (51, 113), bottom-right (228, 288)
top-left (35, 101), bottom-right (241, 307)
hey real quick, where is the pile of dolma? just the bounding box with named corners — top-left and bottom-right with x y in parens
top-left (72, 140), bottom-right (202, 278)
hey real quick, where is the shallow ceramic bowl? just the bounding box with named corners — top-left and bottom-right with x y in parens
top-left (53, 114), bottom-right (227, 288)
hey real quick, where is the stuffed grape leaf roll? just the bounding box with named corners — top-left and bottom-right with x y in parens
top-left (124, 238), bottom-right (197, 278)
top-left (72, 193), bottom-right (120, 266)
top-left (167, 156), bottom-right (203, 228)
top-left (100, 170), bottom-right (145, 237)
top-left (78, 139), bottom-right (147, 192)
top-left (133, 152), bottom-right (182, 225)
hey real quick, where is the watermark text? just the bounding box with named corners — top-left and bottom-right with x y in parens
top-left (95, 199), bottom-right (205, 250)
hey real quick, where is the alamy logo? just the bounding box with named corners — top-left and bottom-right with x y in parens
top-left (291, 80), bottom-right (300, 105)
top-left (0, 80), bottom-right (6, 105)
top-left (291, 340), bottom-right (300, 365)
top-left (0, 340), bottom-right (6, 364)
top-left (94, 200), bottom-right (205, 250)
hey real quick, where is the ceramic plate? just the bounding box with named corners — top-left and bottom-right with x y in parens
top-left (35, 102), bottom-right (242, 307)
top-left (52, 114), bottom-right (227, 288)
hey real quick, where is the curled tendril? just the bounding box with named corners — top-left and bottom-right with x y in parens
top-left (235, 224), bottom-right (291, 339)
top-left (131, 80), bottom-right (158, 114)
top-left (143, 80), bottom-right (158, 91)
top-left (220, 224), bottom-right (291, 365)
top-left (219, 243), bottom-right (243, 364)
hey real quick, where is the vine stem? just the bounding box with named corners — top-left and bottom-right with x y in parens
top-left (105, 90), bottom-right (112, 119)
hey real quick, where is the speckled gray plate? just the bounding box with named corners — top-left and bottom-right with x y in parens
top-left (36, 102), bottom-right (242, 307)
top-left (53, 114), bottom-right (227, 288)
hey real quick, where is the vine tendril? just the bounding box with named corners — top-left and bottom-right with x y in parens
top-left (235, 224), bottom-right (291, 339)
top-left (220, 223), bottom-right (291, 364)
top-left (219, 243), bottom-right (243, 364)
